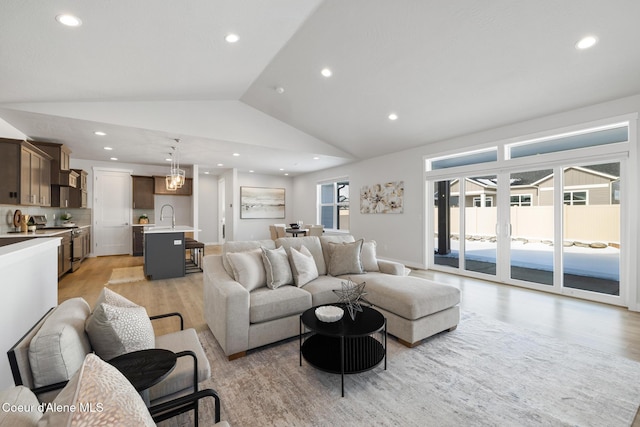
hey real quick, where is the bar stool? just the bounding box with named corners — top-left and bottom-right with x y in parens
top-left (185, 238), bottom-right (205, 273)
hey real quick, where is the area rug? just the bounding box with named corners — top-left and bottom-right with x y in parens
top-left (162, 312), bottom-right (640, 427)
top-left (107, 266), bottom-right (146, 284)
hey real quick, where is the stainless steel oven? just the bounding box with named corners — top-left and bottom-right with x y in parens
top-left (71, 227), bottom-right (89, 272)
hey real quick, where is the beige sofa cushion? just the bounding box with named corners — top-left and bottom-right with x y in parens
top-left (356, 272), bottom-right (461, 320)
top-left (227, 248), bottom-right (267, 291)
top-left (0, 386), bottom-right (42, 426)
top-left (361, 240), bottom-right (380, 272)
top-left (327, 239), bottom-right (364, 276)
top-left (320, 235), bottom-right (355, 269)
top-left (261, 246), bottom-right (293, 289)
top-left (289, 245), bottom-right (319, 286)
top-left (222, 239), bottom-right (275, 276)
top-left (150, 328), bottom-right (212, 402)
top-left (300, 275), bottom-right (344, 306)
top-left (38, 353), bottom-right (154, 426)
top-left (276, 236), bottom-right (326, 275)
top-left (250, 286), bottom-right (312, 323)
top-left (28, 298), bottom-right (92, 388)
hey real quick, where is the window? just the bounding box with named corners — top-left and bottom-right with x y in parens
top-left (510, 194), bottom-right (532, 206)
top-left (472, 196), bottom-right (493, 207)
top-left (564, 191), bottom-right (588, 205)
top-left (318, 180), bottom-right (349, 231)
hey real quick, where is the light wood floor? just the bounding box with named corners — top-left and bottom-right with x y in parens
top-left (59, 249), bottom-right (640, 362)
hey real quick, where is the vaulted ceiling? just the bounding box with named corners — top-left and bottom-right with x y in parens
top-left (1, 1), bottom-right (640, 176)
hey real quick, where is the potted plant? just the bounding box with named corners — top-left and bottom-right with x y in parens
top-left (60, 212), bottom-right (72, 223)
top-left (139, 214), bottom-right (149, 224)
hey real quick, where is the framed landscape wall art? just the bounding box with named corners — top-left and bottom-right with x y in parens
top-left (360, 181), bottom-right (404, 214)
top-left (240, 186), bottom-right (285, 219)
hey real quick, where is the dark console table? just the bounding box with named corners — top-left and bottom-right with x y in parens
top-left (300, 304), bottom-right (386, 397)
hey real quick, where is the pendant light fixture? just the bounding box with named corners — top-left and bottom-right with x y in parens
top-left (166, 138), bottom-right (185, 191)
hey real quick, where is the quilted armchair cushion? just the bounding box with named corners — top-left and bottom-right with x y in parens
top-left (28, 298), bottom-right (92, 388)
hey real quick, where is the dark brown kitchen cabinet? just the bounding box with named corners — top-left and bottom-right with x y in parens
top-left (132, 175), bottom-right (154, 209)
top-left (0, 138), bottom-right (51, 206)
top-left (69, 169), bottom-right (88, 208)
top-left (153, 176), bottom-right (193, 195)
top-left (132, 226), bottom-right (144, 256)
top-left (51, 186), bottom-right (71, 208)
top-left (31, 141), bottom-right (73, 186)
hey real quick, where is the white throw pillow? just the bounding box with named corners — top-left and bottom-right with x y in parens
top-left (361, 240), bottom-right (380, 272)
top-left (289, 245), bottom-right (319, 287)
top-left (227, 248), bottom-right (267, 291)
top-left (261, 246), bottom-right (293, 289)
top-left (38, 354), bottom-right (155, 426)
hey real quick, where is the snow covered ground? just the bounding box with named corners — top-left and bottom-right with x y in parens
top-left (435, 239), bottom-right (620, 281)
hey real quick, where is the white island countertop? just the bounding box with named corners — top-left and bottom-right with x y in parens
top-left (143, 226), bottom-right (199, 234)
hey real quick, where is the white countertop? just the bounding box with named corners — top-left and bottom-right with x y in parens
top-left (0, 224), bottom-right (90, 239)
top-left (143, 225), bottom-right (199, 234)
top-left (132, 223), bottom-right (155, 227)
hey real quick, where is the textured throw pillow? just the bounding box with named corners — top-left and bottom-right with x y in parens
top-left (227, 248), bottom-right (267, 291)
top-left (85, 288), bottom-right (154, 361)
top-left (289, 245), bottom-right (319, 287)
top-left (328, 239), bottom-right (364, 276)
top-left (38, 353), bottom-right (155, 427)
top-left (361, 240), bottom-right (380, 272)
top-left (94, 286), bottom-right (138, 308)
top-left (85, 303), bottom-right (155, 361)
top-left (261, 246), bottom-right (293, 289)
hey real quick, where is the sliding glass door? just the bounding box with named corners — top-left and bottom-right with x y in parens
top-left (509, 168), bottom-right (554, 286)
top-left (430, 161), bottom-right (623, 304)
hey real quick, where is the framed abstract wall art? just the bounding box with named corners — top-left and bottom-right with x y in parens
top-left (360, 181), bottom-right (404, 214)
top-left (240, 186), bottom-right (285, 219)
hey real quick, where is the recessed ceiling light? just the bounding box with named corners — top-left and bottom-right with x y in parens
top-left (110, 157), bottom-right (118, 161)
top-left (279, 168), bottom-right (285, 171)
top-left (275, 86), bottom-right (285, 94)
top-left (249, 170), bottom-right (254, 173)
top-left (313, 156), bottom-right (320, 160)
top-left (217, 163), bottom-right (224, 167)
top-left (94, 131), bottom-right (106, 136)
top-left (103, 146), bottom-right (113, 151)
top-left (321, 68), bottom-right (332, 78)
top-left (55, 14), bottom-right (82, 27)
top-left (225, 33), bottom-right (240, 43)
top-left (204, 171), bottom-right (210, 175)
top-left (233, 153), bottom-right (240, 157)
top-left (576, 35), bottom-right (598, 50)
top-left (388, 113), bottom-right (399, 121)
top-left (284, 173), bottom-right (289, 176)
top-left (165, 158), bottom-right (172, 162)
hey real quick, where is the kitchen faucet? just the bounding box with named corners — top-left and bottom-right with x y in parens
top-left (160, 204), bottom-right (175, 228)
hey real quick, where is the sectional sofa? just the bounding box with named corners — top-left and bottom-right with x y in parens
top-left (203, 235), bottom-right (460, 360)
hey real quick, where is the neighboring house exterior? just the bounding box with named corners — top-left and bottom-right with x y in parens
top-left (446, 164), bottom-right (620, 208)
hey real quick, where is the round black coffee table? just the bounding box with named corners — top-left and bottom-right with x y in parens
top-left (108, 348), bottom-right (177, 405)
top-left (299, 304), bottom-right (386, 397)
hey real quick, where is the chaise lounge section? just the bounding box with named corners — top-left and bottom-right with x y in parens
top-left (203, 235), bottom-right (460, 359)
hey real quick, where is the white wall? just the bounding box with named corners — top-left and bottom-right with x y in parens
top-left (0, 117), bottom-right (26, 139)
top-left (234, 172), bottom-right (294, 241)
top-left (0, 239), bottom-right (58, 389)
top-left (198, 174), bottom-right (219, 244)
top-left (293, 93), bottom-right (640, 308)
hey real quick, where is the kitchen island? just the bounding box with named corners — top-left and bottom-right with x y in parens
top-left (143, 226), bottom-right (198, 280)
